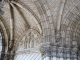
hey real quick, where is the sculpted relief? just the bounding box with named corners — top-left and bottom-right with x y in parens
top-left (18, 29), bottom-right (42, 50)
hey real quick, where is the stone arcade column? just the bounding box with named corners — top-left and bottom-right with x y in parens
top-left (40, 43), bottom-right (53, 60)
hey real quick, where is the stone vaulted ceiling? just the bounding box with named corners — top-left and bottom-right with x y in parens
top-left (0, 0), bottom-right (80, 60)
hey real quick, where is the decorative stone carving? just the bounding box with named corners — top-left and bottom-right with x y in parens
top-left (40, 42), bottom-right (79, 60)
top-left (55, 31), bottom-right (62, 47)
top-left (40, 46), bottom-right (52, 58)
top-left (55, 31), bottom-right (61, 42)
top-left (18, 29), bottom-right (42, 50)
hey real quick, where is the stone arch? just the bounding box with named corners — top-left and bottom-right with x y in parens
top-left (61, 1), bottom-right (80, 48)
top-left (15, 28), bottom-right (42, 51)
top-left (32, 0), bottom-right (55, 43)
top-left (0, 20), bottom-right (8, 60)
top-left (60, 2), bottom-right (80, 59)
top-left (0, 20), bottom-right (8, 49)
top-left (11, 1), bottom-right (42, 34)
top-left (0, 17), bottom-right (9, 46)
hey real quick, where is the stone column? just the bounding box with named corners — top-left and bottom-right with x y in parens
top-left (40, 43), bottom-right (53, 60)
top-left (51, 46), bottom-right (57, 60)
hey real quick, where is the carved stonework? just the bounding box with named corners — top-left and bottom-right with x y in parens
top-left (56, 32), bottom-right (61, 42)
top-left (18, 29), bottom-right (42, 50)
top-left (40, 43), bottom-right (53, 58)
top-left (40, 42), bottom-right (79, 60)
top-left (40, 47), bottom-right (52, 58)
top-left (55, 31), bottom-right (62, 46)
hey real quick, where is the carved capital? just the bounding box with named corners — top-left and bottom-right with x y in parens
top-left (40, 43), bottom-right (53, 58)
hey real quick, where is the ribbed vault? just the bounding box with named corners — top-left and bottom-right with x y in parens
top-left (0, 0), bottom-right (43, 60)
top-left (0, 0), bottom-right (80, 60)
top-left (61, 1), bottom-right (80, 49)
top-left (60, 1), bottom-right (80, 59)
